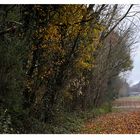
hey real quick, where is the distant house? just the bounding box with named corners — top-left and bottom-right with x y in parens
top-left (129, 81), bottom-right (140, 96)
top-left (129, 92), bottom-right (140, 96)
top-left (130, 81), bottom-right (140, 92)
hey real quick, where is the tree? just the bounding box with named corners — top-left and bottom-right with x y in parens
top-left (0, 4), bottom-right (135, 133)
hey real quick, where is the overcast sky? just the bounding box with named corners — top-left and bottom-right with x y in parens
top-left (120, 5), bottom-right (140, 86)
top-left (127, 46), bottom-right (140, 85)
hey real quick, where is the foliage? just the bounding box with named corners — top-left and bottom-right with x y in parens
top-left (0, 4), bottom-right (134, 133)
top-left (0, 109), bottom-right (16, 133)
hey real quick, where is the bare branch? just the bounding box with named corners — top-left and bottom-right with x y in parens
top-left (101, 4), bottom-right (133, 40)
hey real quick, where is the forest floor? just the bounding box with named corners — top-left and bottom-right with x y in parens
top-left (81, 96), bottom-right (140, 134)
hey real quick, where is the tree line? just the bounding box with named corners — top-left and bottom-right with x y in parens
top-left (0, 4), bottom-right (134, 133)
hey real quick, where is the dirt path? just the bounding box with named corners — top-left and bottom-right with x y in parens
top-left (82, 96), bottom-right (140, 134)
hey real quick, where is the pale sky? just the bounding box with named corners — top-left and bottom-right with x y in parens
top-left (119, 5), bottom-right (140, 86)
top-left (127, 45), bottom-right (140, 86)
top-left (127, 5), bottom-right (140, 85)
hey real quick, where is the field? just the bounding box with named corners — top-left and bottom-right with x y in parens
top-left (112, 96), bottom-right (140, 111)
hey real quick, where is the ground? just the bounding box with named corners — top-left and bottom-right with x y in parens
top-left (81, 96), bottom-right (140, 134)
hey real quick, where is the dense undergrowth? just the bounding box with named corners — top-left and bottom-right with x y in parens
top-left (0, 103), bottom-right (111, 134)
